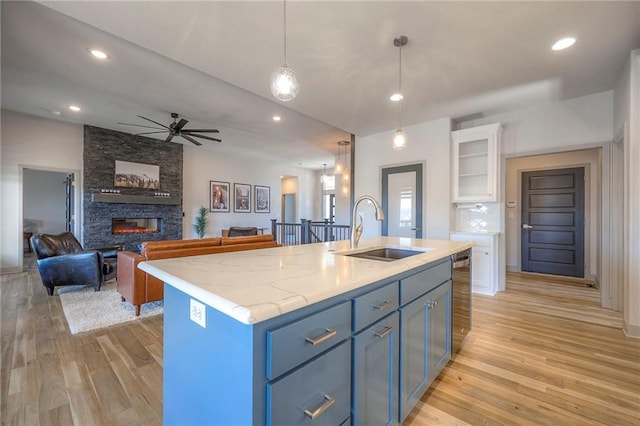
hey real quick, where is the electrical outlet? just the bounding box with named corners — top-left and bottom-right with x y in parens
top-left (508, 211), bottom-right (515, 219)
top-left (190, 299), bottom-right (206, 328)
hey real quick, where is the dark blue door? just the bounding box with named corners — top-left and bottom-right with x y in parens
top-left (521, 167), bottom-right (585, 277)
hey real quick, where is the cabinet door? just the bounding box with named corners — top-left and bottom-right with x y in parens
top-left (472, 246), bottom-right (494, 295)
top-left (427, 280), bottom-right (451, 377)
top-left (398, 292), bottom-right (430, 421)
top-left (452, 123), bottom-right (500, 202)
top-left (352, 312), bottom-right (399, 426)
top-left (399, 282), bottom-right (452, 422)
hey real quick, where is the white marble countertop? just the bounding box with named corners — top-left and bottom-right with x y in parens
top-left (138, 237), bottom-right (473, 325)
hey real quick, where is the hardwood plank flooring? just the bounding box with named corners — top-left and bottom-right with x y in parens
top-left (2, 265), bottom-right (638, 425)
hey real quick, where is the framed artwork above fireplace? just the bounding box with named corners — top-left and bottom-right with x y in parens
top-left (114, 160), bottom-right (159, 189)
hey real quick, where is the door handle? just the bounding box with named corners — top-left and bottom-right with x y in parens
top-left (522, 224), bottom-right (533, 229)
top-left (411, 227), bottom-right (421, 231)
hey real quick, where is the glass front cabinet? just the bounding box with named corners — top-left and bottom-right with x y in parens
top-left (451, 123), bottom-right (502, 203)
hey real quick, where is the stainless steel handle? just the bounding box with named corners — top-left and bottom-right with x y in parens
top-left (411, 227), bottom-right (421, 231)
top-left (373, 300), bottom-right (391, 311)
top-left (425, 300), bottom-right (435, 308)
top-left (522, 224), bottom-right (533, 229)
top-left (305, 328), bottom-right (337, 346)
top-left (304, 394), bottom-right (335, 419)
top-left (374, 325), bottom-right (393, 339)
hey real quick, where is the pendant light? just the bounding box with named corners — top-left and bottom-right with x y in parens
top-left (270, 0), bottom-right (299, 101)
top-left (337, 140), bottom-right (350, 196)
top-left (392, 35), bottom-right (408, 150)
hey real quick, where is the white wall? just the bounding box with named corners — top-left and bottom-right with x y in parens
top-left (181, 144), bottom-right (317, 239)
top-left (1, 110), bottom-right (84, 273)
top-left (614, 49), bottom-right (640, 338)
top-left (459, 91), bottom-right (614, 156)
top-left (23, 169), bottom-right (69, 234)
top-left (355, 117), bottom-right (453, 240)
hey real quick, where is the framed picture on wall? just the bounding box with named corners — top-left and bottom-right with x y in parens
top-left (210, 181), bottom-right (230, 212)
top-left (234, 183), bottom-right (251, 213)
top-left (255, 185), bottom-right (270, 213)
top-left (114, 160), bottom-right (159, 189)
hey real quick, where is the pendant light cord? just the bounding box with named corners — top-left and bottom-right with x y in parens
top-left (283, 0), bottom-right (288, 66)
top-left (398, 43), bottom-right (403, 129)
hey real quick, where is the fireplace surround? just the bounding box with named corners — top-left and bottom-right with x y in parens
top-left (83, 126), bottom-right (183, 251)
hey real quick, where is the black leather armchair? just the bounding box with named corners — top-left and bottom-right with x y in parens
top-left (30, 232), bottom-right (121, 295)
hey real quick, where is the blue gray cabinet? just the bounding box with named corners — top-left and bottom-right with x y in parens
top-left (162, 257), bottom-right (453, 425)
top-left (399, 273), bottom-right (452, 421)
top-left (353, 311), bottom-right (399, 425)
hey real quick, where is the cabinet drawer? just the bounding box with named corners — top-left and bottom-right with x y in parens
top-left (352, 281), bottom-right (399, 332)
top-left (400, 260), bottom-right (451, 306)
top-left (266, 301), bottom-right (351, 380)
top-left (266, 340), bottom-right (351, 426)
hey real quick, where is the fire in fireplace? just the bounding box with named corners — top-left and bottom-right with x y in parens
top-left (112, 218), bottom-right (160, 234)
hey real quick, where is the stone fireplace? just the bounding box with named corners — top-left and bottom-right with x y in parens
top-left (83, 126), bottom-right (183, 251)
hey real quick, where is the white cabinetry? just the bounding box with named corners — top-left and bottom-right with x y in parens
top-left (452, 123), bottom-right (502, 202)
top-left (450, 232), bottom-right (499, 295)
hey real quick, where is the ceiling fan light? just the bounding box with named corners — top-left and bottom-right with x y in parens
top-left (270, 66), bottom-right (299, 101)
top-left (392, 129), bottom-right (407, 150)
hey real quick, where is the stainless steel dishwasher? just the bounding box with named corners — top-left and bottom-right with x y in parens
top-left (452, 249), bottom-right (472, 354)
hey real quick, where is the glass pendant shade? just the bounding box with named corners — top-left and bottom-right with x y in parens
top-left (270, 66), bottom-right (299, 101)
top-left (334, 160), bottom-right (343, 175)
top-left (392, 129), bottom-right (407, 150)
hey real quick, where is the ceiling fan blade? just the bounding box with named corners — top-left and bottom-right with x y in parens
top-left (182, 132), bottom-right (222, 143)
top-left (173, 118), bottom-right (188, 132)
top-left (182, 128), bottom-right (220, 133)
top-left (180, 134), bottom-right (202, 146)
top-left (165, 134), bottom-right (175, 143)
top-left (135, 131), bottom-right (169, 136)
top-left (117, 122), bottom-right (164, 130)
top-left (137, 115), bottom-right (171, 130)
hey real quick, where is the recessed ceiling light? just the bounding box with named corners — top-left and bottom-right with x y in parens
top-left (390, 93), bottom-right (403, 102)
top-left (51, 110), bottom-right (61, 116)
top-left (89, 48), bottom-right (109, 60)
top-left (272, 115), bottom-right (282, 122)
top-left (552, 37), bottom-right (576, 51)
top-left (68, 105), bottom-right (81, 112)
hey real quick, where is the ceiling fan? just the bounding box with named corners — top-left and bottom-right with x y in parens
top-left (118, 113), bottom-right (221, 146)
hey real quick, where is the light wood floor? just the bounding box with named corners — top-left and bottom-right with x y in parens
top-left (2, 264), bottom-right (638, 425)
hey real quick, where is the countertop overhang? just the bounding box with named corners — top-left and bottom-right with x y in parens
top-left (138, 237), bottom-right (473, 325)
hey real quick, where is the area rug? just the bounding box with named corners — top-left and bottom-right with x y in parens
top-left (59, 281), bottom-right (163, 334)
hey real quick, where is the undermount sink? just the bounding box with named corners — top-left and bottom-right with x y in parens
top-left (342, 247), bottom-right (429, 262)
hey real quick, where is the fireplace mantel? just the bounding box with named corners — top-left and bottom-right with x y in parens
top-left (91, 193), bottom-right (181, 205)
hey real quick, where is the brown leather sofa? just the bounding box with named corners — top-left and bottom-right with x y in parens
top-left (117, 234), bottom-right (279, 315)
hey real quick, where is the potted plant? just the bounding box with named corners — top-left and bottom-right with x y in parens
top-left (193, 206), bottom-right (208, 239)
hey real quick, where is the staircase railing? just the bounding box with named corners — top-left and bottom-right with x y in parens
top-left (270, 219), bottom-right (351, 247)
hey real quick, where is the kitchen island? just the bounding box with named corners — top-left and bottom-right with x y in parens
top-left (139, 237), bottom-right (473, 425)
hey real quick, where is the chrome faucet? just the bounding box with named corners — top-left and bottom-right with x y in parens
top-left (350, 195), bottom-right (385, 249)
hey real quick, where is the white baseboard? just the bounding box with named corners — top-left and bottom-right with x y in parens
top-left (0, 266), bottom-right (23, 275)
top-left (623, 321), bottom-right (640, 339)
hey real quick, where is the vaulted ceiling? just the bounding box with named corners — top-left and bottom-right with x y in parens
top-left (2, 1), bottom-right (639, 168)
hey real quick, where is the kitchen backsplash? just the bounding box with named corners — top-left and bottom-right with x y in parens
top-left (455, 202), bottom-right (500, 232)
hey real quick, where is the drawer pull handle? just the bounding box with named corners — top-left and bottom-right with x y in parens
top-left (374, 325), bottom-right (393, 339)
top-left (304, 394), bottom-right (335, 419)
top-left (373, 300), bottom-right (391, 311)
top-left (305, 328), bottom-right (337, 346)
